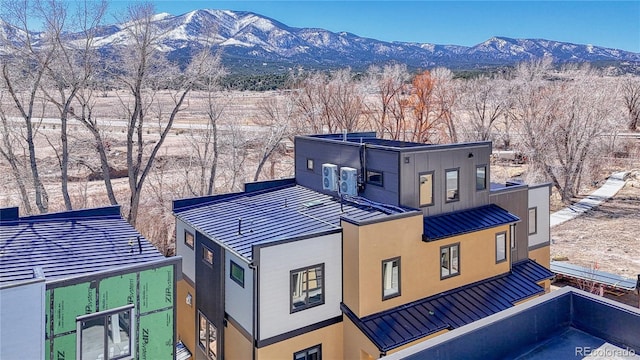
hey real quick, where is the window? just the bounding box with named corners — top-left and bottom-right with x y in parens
top-left (528, 207), bottom-right (537, 235)
top-left (230, 261), bottom-right (244, 288)
top-left (382, 257), bottom-right (400, 300)
top-left (366, 170), bottom-right (383, 186)
top-left (291, 264), bottom-right (324, 312)
top-left (198, 312), bottom-right (217, 360)
top-left (419, 172), bottom-right (434, 207)
top-left (476, 165), bottom-right (487, 190)
top-left (307, 158), bottom-right (314, 171)
top-left (77, 305), bottom-right (134, 360)
top-left (496, 232), bottom-right (507, 263)
top-left (294, 344), bottom-right (321, 360)
top-left (510, 224), bottom-right (516, 249)
top-left (440, 244), bottom-right (460, 279)
top-left (185, 230), bottom-right (194, 249)
top-left (445, 169), bottom-right (459, 202)
top-left (203, 246), bottom-right (213, 266)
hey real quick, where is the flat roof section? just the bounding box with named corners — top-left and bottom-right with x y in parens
top-left (0, 206), bottom-right (165, 284)
top-left (174, 184), bottom-right (402, 261)
top-left (423, 204), bottom-right (520, 241)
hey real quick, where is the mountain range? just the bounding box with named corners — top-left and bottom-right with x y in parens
top-left (3, 9), bottom-right (640, 73)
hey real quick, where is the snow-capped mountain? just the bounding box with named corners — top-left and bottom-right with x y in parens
top-left (3, 10), bottom-right (639, 71)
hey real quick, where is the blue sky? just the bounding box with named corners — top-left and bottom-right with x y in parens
top-left (105, 1), bottom-right (639, 52)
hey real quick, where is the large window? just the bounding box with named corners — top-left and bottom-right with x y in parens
top-left (199, 312), bottom-right (217, 360)
top-left (366, 170), bottom-right (384, 186)
top-left (476, 165), bottom-right (487, 191)
top-left (382, 257), bottom-right (400, 300)
top-left (445, 169), bottom-right (459, 202)
top-left (294, 344), bottom-right (321, 360)
top-left (440, 244), bottom-right (460, 279)
top-left (77, 305), bottom-right (134, 360)
top-left (528, 207), bottom-right (537, 235)
top-left (419, 172), bottom-right (434, 207)
top-left (230, 260), bottom-right (244, 288)
top-left (496, 232), bottom-right (507, 263)
top-left (291, 264), bottom-right (324, 312)
top-left (185, 230), bottom-right (194, 249)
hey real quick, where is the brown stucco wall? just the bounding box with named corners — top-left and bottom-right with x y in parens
top-left (177, 279), bottom-right (196, 355)
top-left (529, 245), bottom-right (551, 269)
top-left (224, 321), bottom-right (253, 360)
top-left (256, 322), bottom-right (343, 360)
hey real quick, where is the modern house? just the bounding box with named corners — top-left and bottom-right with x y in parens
top-left (0, 206), bottom-right (181, 360)
top-left (172, 132), bottom-right (554, 359)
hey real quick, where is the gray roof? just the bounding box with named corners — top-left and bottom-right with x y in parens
top-left (174, 184), bottom-right (403, 260)
top-left (0, 206), bottom-right (165, 284)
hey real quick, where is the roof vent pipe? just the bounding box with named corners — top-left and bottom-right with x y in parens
top-left (137, 236), bottom-right (142, 254)
top-left (342, 129), bottom-right (347, 141)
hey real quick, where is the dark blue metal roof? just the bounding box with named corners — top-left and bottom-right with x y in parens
top-left (513, 259), bottom-right (555, 283)
top-left (342, 270), bottom-right (545, 352)
top-left (423, 204), bottom-right (519, 241)
top-left (0, 206), bottom-right (165, 284)
top-left (174, 184), bottom-right (398, 261)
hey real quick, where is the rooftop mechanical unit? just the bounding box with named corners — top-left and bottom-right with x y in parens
top-left (322, 163), bottom-right (338, 192)
top-left (340, 167), bottom-right (358, 196)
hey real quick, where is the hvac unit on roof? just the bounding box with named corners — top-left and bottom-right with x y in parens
top-left (322, 163), bottom-right (338, 191)
top-left (340, 167), bottom-right (358, 196)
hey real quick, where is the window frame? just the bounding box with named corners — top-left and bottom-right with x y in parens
top-left (184, 230), bottom-right (195, 249)
top-left (76, 304), bottom-right (135, 360)
top-left (445, 168), bottom-right (460, 203)
top-left (202, 245), bottom-right (214, 266)
top-left (510, 224), bottom-right (516, 249)
top-left (230, 260), bottom-right (245, 288)
top-left (381, 257), bottom-right (401, 300)
top-left (528, 207), bottom-right (538, 235)
top-left (290, 263), bottom-right (325, 313)
top-left (476, 165), bottom-right (487, 191)
top-left (418, 171), bottom-right (435, 207)
top-left (198, 311), bottom-right (218, 360)
top-left (366, 169), bottom-right (384, 187)
top-left (293, 344), bottom-right (322, 360)
top-left (496, 231), bottom-right (507, 263)
top-left (440, 243), bottom-right (460, 280)
top-left (306, 158), bottom-right (314, 171)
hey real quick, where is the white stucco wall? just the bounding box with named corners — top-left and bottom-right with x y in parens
top-left (528, 185), bottom-right (551, 248)
top-left (175, 219), bottom-right (197, 282)
top-left (258, 232), bottom-right (342, 340)
top-left (225, 250), bottom-right (253, 334)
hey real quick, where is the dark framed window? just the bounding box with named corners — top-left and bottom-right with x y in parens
top-left (476, 165), bottom-right (487, 191)
top-left (440, 243), bottom-right (460, 279)
top-left (510, 224), bottom-right (516, 249)
top-left (496, 232), bottom-right (507, 263)
top-left (294, 344), bottom-right (321, 360)
top-left (198, 311), bottom-right (218, 360)
top-left (77, 305), bottom-right (134, 360)
top-left (230, 261), bottom-right (245, 288)
top-left (445, 168), bottom-right (460, 202)
top-left (291, 264), bottom-right (324, 313)
top-left (184, 230), bottom-right (194, 249)
top-left (202, 246), bottom-right (213, 266)
top-left (528, 207), bottom-right (537, 235)
top-left (382, 257), bottom-right (400, 300)
top-left (419, 172), bottom-right (434, 207)
top-left (307, 158), bottom-right (314, 171)
top-left (366, 170), bottom-right (383, 186)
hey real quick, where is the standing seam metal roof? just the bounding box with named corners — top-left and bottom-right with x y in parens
top-left (342, 261), bottom-right (552, 352)
top-left (174, 184), bottom-right (397, 261)
top-left (423, 204), bottom-right (520, 241)
top-left (0, 206), bottom-right (165, 284)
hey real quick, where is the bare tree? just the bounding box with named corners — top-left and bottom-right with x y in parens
top-left (113, 3), bottom-right (223, 225)
top-left (621, 76), bottom-right (640, 131)
top-left (327, 68), bottom-right (365, 132)
top-left (458, 75), bottom-right (505, 142)
top-left (0, 0), bottom-right (58, 213)
top-left (253, 96), bottom-right (295, 181)
top-left (431, 67), bottom-right (458, 143)
top-left (408, 70), bottom-right (442, 143)
top-left (364, 64), bottom-right (410, 139)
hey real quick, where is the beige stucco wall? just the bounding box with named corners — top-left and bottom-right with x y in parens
top-left (343, 316), bottom-right (380, 360)
top-left (225, 321), bottom-right (253, 360)
top-left (256, 322), bottom-right (343, 360)
top-left (529, 245), bottom-right (551, 269)
top-left (176, 279), bottom-right (196, 355)
top-left (343, 214), bottom-right (512, 318)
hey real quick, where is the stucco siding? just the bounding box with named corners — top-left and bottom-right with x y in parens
top-left (528, 185), bottom-right (551, 248)
top-left (0, 279), bottom-right (45, 360)
top-left (176, 219), bottom-right (197, 282)
top-left (225, 250), bottom-right (254, 334)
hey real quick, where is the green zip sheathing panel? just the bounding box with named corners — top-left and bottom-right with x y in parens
top-left (140, 265), bottom-right (174, 312)
top-left (99, 273), bottom-right (136, 311)
top-left (138, 309), bottom-right (174, 360)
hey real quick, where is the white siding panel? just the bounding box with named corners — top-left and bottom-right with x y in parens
top-left (528, 186), bottom-right (551, 247)
top-left (258, 233), bottom-right (342, 340)
top-left (225, 250), bottom-right (253, 334)
top-left (176, 220), bottom-right (197, 282)
top-left (0, 279), bottom-right (45, 360)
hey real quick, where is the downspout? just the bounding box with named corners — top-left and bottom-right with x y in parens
top-left (359, 143), bottom-right (367, 193)
top-left (250, 256), bottom-right (258, 360)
